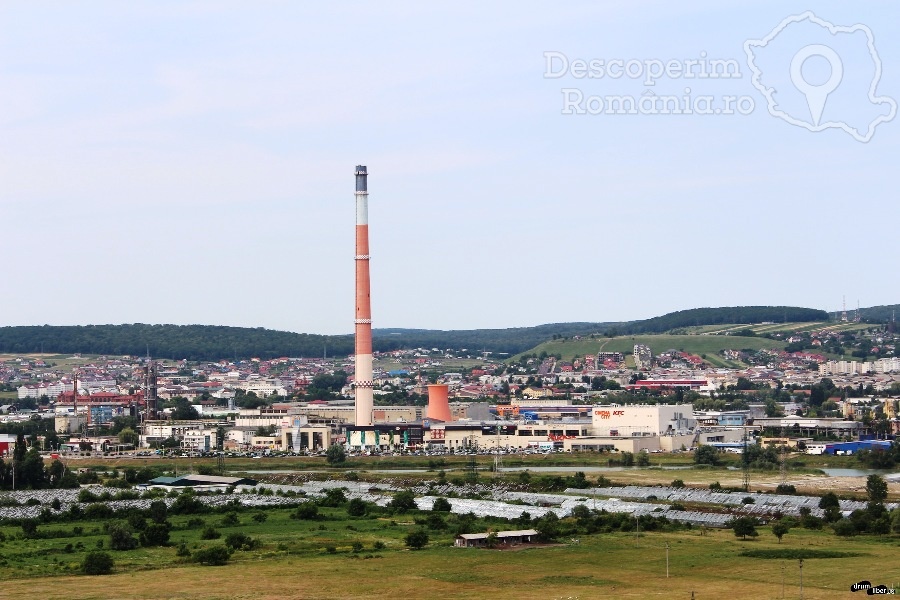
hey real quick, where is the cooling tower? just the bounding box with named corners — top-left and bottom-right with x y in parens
top-left (427, 384), bottom-right (452, 422)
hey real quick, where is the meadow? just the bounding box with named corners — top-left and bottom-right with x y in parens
top-left (519, 334), bottom-right (787, 363)
top-left (1, 501), bottom-right (897, 600)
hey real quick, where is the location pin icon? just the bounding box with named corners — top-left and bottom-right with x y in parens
top-left (790, 44), bottom-right (843, 126)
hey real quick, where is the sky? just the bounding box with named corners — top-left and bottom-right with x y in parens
top-left (2, 1), bottom-right (898, 335)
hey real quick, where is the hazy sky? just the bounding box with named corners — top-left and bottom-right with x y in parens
top-left (2, 2), bottom-right (898, 335)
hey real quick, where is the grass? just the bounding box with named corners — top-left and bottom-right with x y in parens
top-left (740, 548), bottom-right (863, 559)
top-left (0, 452), bottom-right (896, 598)
top-left (518, 334), bottom-right (786, 362)
top-left (2, 510), bottom-right (896, 599)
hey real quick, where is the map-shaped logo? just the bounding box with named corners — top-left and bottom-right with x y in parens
top-left (745, 12), bottom-right (896, 142)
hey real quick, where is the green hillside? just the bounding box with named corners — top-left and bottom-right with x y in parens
top-left (516, 334), bottom-right (786, 363)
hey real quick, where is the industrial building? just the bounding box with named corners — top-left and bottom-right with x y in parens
top-left (591, 403), bottom-right (696, 437)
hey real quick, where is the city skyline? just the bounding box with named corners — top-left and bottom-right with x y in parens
top-left (2, 2), bottom-right (898, 335)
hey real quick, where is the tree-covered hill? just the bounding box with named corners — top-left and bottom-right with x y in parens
top-left (614, 306), bottom-right (829, 335)
top-left (0, 305), bottom-right (839, 361)
top-left (371, 322), bottom-right (620, 356)
top-left (0, 324), bottom-right (354, 362)
top-left (857, 304), bottom-right (900, 324)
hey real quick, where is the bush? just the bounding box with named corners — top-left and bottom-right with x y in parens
top-left (347, 498), bottom-right (368, 517)
top-left (671, 479), bottom-right (685, 488)
top-left (292, 503), bottom-right (319, 520)
top-left (220, 512), bottom-right (240, 527)
top-left (170, 492), bottom-right (205, 515)
top-left (84, 503), bottom-right (114, 520)
top-left (252, 512), bottom-right (268, 523)
top-left (127, 512), bottom-right (148, 532)
top-left (82, 551), bottom-right (114, 575)
top-left (193, 545), bottom-right (231, 566)
top-left (432, 497), bottom-right (452, 512)
top-left (148, 500), bottom-right (168, 524)
top-left (200, 526), bottom-right (221, 540)
top-left (775, 484), bottom-right (797, 495)
top-left (176, 541), bottom-right (191, 557)
top-left (351, 541), bottom-right (363, 553)
top-left (103, 478), bottom-right (131, 489)
top-left (21, 519), bottom-right (38, 538)
top-left (832, 518), bottom-right (857, 537)
top-left (319, 488), bottom-right (347, 507)
top-left (224, 532), bottom-right (258, 551)
top-left (695, 446), bottom-right (721, 466)
top-left (108, 522), bottom-right (138, 551)
top-left (326, 444), bottom-right (346, 465)
top-left (372, 540), bottom-right (385, 551)
top-left (140, 522), bottom-right (171, 547)
top-left (404, 529), bottom-right (429, 550)
top-left (78, 489), bottom-right (99, 503)
top-left (389, 490), bottom-right (417, 513)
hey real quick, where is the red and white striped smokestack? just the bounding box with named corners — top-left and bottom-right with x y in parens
top-left (354, 165), bottom-right (374, 427)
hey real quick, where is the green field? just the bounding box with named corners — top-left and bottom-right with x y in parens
top-left (517, 334), bottom-right (786, 362)
top-left (1, 453), bottom-right (897, 598)
top-left (1, 500), bottom-right (897, 599)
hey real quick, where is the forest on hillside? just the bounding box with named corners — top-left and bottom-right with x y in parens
top-left (0, 306), bottom-right (844, 361)
top-left (612, 306), bottom-right (830, 335)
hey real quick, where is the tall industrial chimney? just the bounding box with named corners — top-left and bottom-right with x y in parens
top-left (354, 165), bottom-right (374, 427)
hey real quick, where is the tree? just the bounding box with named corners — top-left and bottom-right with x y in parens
top-left (140, 522), bottom-right (171, 547)
top-left (20, 446), bottom-right (46, 489)
top-left (292, 503), bottom-right (319, 520)
top-left (729, 516), bottom-right (759, 540)
top-left (82, 551), bottom-right (114, 575)
top-left (148, 500), bottom-right (168, 524)
top-left (319, 488), bottom-right (347, 507)
top-left (325, 444), bottom-right (346, 466)
top-left (193, 545), bottom-right (231, 565)
top-left (405, 529), bottom-right (429, 550)
top-left (171, 398), bottom-right (200, 420)
top-left (535, 512), bottom-right (560, 541)
top-left (389, 490), bottom-right (417, 512)
top-left (347, 498), bottom-right (368, 517)
top-left (47, 459), bottom-right (66, 487)
top-left (771, 521), bottom-right (790, 543)
top-left (694, 445), bottom-right (721, 466)
top-left (832, 518), bottom-right (857, 537)
top-left (432, 497), bottom-right (452, 512)
top-left (108, 522), bottom-right (138, 550)
top-left (890, 508), bottom-right (900, 534)
top-left (818, 492), bottom-right (839, 509)
top-left (225, 532), bottom-right (257, 551)
top-left (866, 475), bottom-right (888, 504)
top-left (118, 428), bottom-right (138, 446)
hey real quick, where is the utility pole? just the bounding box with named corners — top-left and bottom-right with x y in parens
top-left (742, 428), bottom-right (750, 493)
top-left (799, 559), bottom-right (803, 600)
top-left (781, 562), bottom-right (785, 599)
top-left (665, 541), bottom-right (670, 578)
top-left (634, 514), bottom-right (639, 546)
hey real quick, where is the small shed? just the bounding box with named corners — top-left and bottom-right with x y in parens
top-left (145, 474), bottom-right (257, 490)
top-left (455, 529), bottom-right (539, 548)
